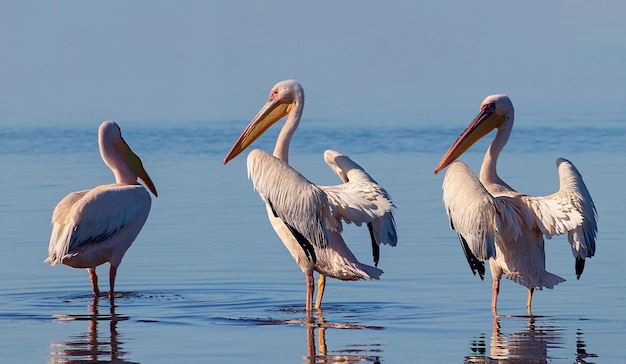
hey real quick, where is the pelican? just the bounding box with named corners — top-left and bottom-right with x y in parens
top-left (45, 120), bottom-right (157, 299)
top-left (433, 94), bottom-right (597, 314)
top-left (223, 80), bottom-right (396, 311)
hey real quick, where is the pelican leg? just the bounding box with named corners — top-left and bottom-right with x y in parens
top-left (491, 278), bottom-right (500, 315)
top-left (109, 265), bottom-right (118, 300)
top-left (526, 288), bottom-right (534, 315)
top-left (88, 267), bottom-right (100, 297)
top-left (306, 273), bottom-right (314, 312)
top-left (314, 274), bottom-right (326, 309)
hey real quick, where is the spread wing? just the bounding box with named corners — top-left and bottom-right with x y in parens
top-left (524, 158), bottom-right (598, 278)
top-left (321, 149), bottom-right (397, 266)
top-left (320, 183), bottom-right (394, 229)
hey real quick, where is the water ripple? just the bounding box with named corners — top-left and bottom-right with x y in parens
top-left (2, 120), bottom-right (624, 156)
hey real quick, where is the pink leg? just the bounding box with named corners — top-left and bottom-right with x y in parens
top-left (305, 273), bottom-right (314, 312)
top-left (88, 268), bottom-right (100, 297)
top-left (109, 265), bottom-right (118, 300)
top-left (527, 288), bottom-right (534, 315)
top-left (491, 278), bottom-right (500, 315)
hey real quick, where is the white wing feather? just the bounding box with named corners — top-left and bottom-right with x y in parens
top-left (442, 161), bottom-right (498, 261)
top-left (444, 158), bottom-right (597, 266)
top-left (321, 183), bottom-right (393, 228)
top-left (321, 149), bottom-right (397, 247)
top-left (247, 149), bottom-right (334, 249)
top-left (525, 158), bottom-right (597, 258)
top-left (47, 184), bottom-right (151, 264)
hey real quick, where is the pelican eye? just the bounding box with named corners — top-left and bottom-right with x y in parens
top-left (482, 103), bottom-right (496, 112)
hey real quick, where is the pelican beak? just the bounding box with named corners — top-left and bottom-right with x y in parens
top-left (116, 138), bottom-right (158, 197)
top-left (223, 98), bottom-right (293, 165)
top-left (139, 167), bottom-right (158, 197)
top-left (434, 105), bottom-right (505, 175)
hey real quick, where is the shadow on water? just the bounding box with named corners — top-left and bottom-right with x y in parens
top-left (464, 315), bottom-right (598, 363)
top-left (49, 297), bottom-right (137, 364)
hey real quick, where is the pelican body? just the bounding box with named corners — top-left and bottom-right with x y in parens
top-left (224, 80), bottom-right (396, 311)
top-left (434, 95), bottom-right (597, 314)
top-left (45, 120), bottom-right (157, 299)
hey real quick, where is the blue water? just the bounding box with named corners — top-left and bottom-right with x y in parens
top-left (1, 118), bottom-right (625, 363)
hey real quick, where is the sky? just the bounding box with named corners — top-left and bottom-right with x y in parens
top-left (1, 1), bottom-right (625, 125)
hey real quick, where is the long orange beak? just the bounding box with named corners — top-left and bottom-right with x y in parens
top-left (138, 167), bottom-right (158, 197)
top-left (434, 104), bottom-right (505, 175)
top-left (116, 138), bottom-right (158, 197)
top-left (223, 98), bottom-right (292, 165)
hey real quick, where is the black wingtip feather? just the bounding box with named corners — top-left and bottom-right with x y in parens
top-left (458, 234), bottom-right (485, 280)
top-left (575, 256), bottom-right (585, 280)
top-left (268, 198), bottom-right (317, 265)
top-left (367, 222), bottom-right (380, 267)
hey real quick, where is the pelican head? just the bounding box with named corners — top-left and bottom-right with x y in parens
top-left (223, 79), bottom-right (304, 164)
top-left (99, 120), bottom-right (158, 197)
top-left (434, 94), bottom-right (514, 175)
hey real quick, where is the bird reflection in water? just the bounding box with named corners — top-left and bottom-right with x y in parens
top-left (303, 309), bottom-right (383, 364)
top-left (465, 315), bottom-right (597, 363)
top-left (49, 297), bottom-right (135, 363)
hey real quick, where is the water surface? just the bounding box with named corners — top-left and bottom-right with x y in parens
top-left (1, 119), bottom-right (624, 363)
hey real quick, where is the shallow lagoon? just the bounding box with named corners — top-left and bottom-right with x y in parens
top-left (1, 119), bottom-right (624, 363)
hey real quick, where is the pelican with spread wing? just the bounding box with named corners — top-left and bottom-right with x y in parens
top-left (45, 120), bottom-right (157, 299)
top-left (434, 94), bottom-right (597, 314)
top-left (223, 80), bottom-right (396, 311)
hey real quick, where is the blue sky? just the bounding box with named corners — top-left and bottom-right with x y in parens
top-left (1, 1), bottom-right (625, 125)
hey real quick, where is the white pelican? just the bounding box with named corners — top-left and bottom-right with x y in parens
top-left (45, 120), bottom-right (157, 299)
top-left (223, 80), bottom-right (396, 311)
top-left (434, 94), bottom-right (597, 314)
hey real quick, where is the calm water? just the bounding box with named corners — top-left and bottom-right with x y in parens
top-left (1, 118), bottom-right (625, 363)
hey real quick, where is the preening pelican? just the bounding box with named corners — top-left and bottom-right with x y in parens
top-left (434, 95), bottom-right (597, 314)
top-left (223, 80), bottom-right (396, 311)
top-left (45, 120), bottom-right (157, 299)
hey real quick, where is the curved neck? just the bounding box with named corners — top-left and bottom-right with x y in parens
top-left (479, 120), bottom-right (512, 187)
top-left (273, 99), bottom-right (304, 164)
top-left (100, 142), bottom-right (138, 185)
top-left (111, 165), bottom-right (139, 185)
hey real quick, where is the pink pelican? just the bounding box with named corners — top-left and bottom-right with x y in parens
top-left (45, 120), bottom-right (157, 299)
top-left (434, 94), bottom-right (597, 314)
top-left (224, 80), bottom-right (396, 311)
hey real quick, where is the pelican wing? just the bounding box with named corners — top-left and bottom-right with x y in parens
top-left (323, 182), bottom-right (396, 267)
top-left (442, 162), bottom-right (500, 265)
top-left (322, 149), bottom-right (397, 267)
top-left (247, 149), bottom-right (333, 249)
top-left (524, 158), bottom-right (597, 275)
top-left (321, 182), bottom-right (394, 227)
top-left (47, 184), bottom-right (151, 264)
top-left (367, 208), bottom-right (397, 247)
top-left (322, 182), bottom-right (396, 268)
top-left (48, 190), bottom-right (90, 252)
